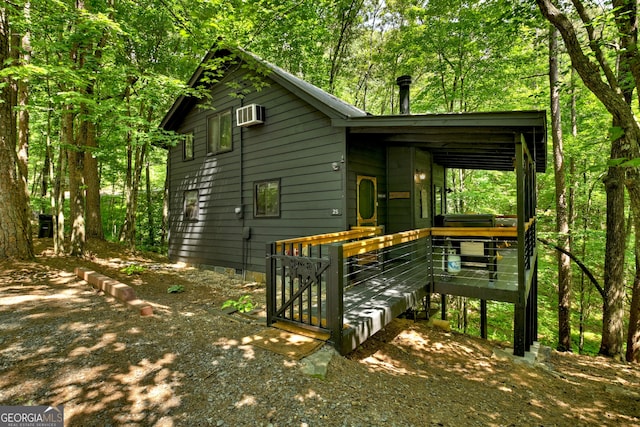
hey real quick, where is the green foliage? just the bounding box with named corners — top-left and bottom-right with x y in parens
top-left (167, 285), bottom-right (185, 294)
top-left (13, 0), bottom-right (637, 354)
top-left (447, 170), bottom-right (517, 215)
top-left (222, 295), bottom-right (255, 313)
top-left (120, 265), bottom-right (145, 276)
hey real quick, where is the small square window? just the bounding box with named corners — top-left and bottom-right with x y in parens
top-left (254, 180), bottom-right (280, 218)
top-left (184, 190), bottom-right (199, 221)
top-left (208, 110), bottom-right (232, 154)
top-left (183, 132), bottom-right (194, 160)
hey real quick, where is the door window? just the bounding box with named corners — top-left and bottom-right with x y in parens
top-left (357, 176), bottom-right (377, 226)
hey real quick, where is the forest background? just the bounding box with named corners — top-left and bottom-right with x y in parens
top-left (2, 0), bottom-right (639, 362)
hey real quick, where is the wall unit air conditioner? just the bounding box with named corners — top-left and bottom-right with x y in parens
top-left (236, 104), bottom-right (265, 127)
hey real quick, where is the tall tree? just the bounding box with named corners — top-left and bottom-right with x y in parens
top-left (327, 0), bottom-right (365, 93)
top-left (629, 218), bottom-right (640, 361)
top-left (549, 25), bottom-right (572, 352)
top-left (82, 4), bottom-right (110, 242)
top-left (0, 4), bottom-right (33, 259)
top-left (536, 0), bottom-right (640, 359)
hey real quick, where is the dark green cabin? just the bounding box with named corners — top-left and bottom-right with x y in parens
top-left (161, 47), bottom-right (545, 279)
top-left (161, 47), bottom-right (547, 355)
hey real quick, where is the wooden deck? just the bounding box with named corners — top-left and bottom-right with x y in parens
top-left (340, 262), bottom-right (431, 354)
top-left (267, 219), bottom-right (538, 356)
top-left (432, 246), bottom-right (520, 303)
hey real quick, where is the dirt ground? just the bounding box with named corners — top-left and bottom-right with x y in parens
top-left (1, 239), bottom-right (639, 426)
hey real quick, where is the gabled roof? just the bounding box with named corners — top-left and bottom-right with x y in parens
top-left (160, 46), bottom-right (367, 131)
top-left (160, 46), bottom-right (547, 172)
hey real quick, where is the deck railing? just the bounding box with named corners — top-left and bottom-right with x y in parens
top-left (266, 227), bottom-right (383, 333)
top-left (343, 228), bottom-right (432, 289)
top-left (266, 218), bottom-right (537, 354)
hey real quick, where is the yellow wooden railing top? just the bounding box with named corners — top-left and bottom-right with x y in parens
top-left (342, 228), bottom-right (432, 257)
top-left (274, 218), bottom-right (535, 257)
top-left (275, 226), bottom-right (383, 251)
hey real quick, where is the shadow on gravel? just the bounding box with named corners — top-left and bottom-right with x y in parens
top-left (1, 259), bottom-right (255, 426)
top-left (2, 250), bottom-right (640, 426)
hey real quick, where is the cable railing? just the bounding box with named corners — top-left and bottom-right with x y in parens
top-left (431, 236), bottom-right (519, 291)
top-left (266, 218), bottom-right (536, 354)
top-left (344, 234), bottom-right (430, 289)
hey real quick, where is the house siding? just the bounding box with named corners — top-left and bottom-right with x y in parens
top-left (346, 142), bottom-right (387, 229)
top-left (414, 149), bottom-right (432, 228)
top-left (387, 146), bottom-right (414, 233)
top-left (168, 86), bottom-right (243, 268)
top-left (168, 68), bottom-right (348, 274)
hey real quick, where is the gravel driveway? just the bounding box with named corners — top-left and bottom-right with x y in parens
top-left (1, 241), bottom-right (639, 426)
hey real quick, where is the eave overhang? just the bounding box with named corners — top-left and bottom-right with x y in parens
top-left (332, 110), bottom-right (548, 173)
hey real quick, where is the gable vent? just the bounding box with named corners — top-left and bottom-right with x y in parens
top-left (236, 104), bottom-right (265, 127)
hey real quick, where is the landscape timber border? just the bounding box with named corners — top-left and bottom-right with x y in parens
top-left (74, 267), bottom-right (153, 316)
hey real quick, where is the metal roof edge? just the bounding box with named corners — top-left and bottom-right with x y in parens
top-left (331, 110), bottom-right (547, 128)
top-left (235, 48), bottom-right (367, 119)
top-left (160, 46), bottom-right (233, 131)
top-left (160, 46), bottom-right (367, 130)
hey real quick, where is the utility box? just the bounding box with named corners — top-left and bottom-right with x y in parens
top-left (38, 214), bottom-right (53, 238)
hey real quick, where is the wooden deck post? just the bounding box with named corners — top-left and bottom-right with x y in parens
top-left (480, 300), bottom-right (487, 339)
top-left (513, 302), bottom-right (527, 357)
top-left (514, 135), bottom-right (527, 357)
top-left (526, 264), bottom-right (539, 349)
top-left (266, 242), bottom-right (276, 326)
top-left (327, 244), bottom-right (344, 354)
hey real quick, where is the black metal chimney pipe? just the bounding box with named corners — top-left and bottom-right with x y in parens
top-left (396, 75), bottom-right (412, 115)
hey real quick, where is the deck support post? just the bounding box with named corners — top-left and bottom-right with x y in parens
top-left (440, 294), bottom-right (447, 320)
top-left (526, 264), bottom-right (538, 351)
top-left (480, 300), bottom-right (487, 339)
top-left (328, 244), bottom-right (344, 354)
top-left (513, 133), bottom-right (540, 356)
top-left (266, 242), bottom-right (276, 326)
top-left (513, 302), bottom-right (526, 357)
top-left (514, 135), bottom-right (527, 357)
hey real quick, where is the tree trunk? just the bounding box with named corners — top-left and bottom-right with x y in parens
top-left (611, 0), bottom-right (640, 364)
top-left (120, 129), bottom-right (134, 244)
top-left (536, 0), bottom-right (640, 359)
top-left (120, 134), bottom-right (147, 249)
top-left (549, 26), bottom-right (572, 351)
top-left (328, 0), bottom-right (363, 94)
top-left (600, 152), bottom-right (626, 358)
top-left (16, 13), bottom-right (29, 187)
top-left (84, 118), bottom-right (103, 240)
top-left (628, 263), bottom-right (640, 362)
top-left (161, 161), bottom-right (169, 247)
top-left (83, 2), bottom-right (108, 242)
top-left (450, 169), bottom-right (466, 214)
top-left (570, 66), bottom-right (589, 353)
top-left (0, 7), bottom-right (33, 260)
top-left (145, 159), bottom-right (154, 246)
top-left (52, 143), bottom-right (66, 255)
top-left (66, 104), bottom-right (85, 257)
top-left (67, 0), bottom-right (91, 256)
top-left (627, 177), bottom-right (640, 362)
